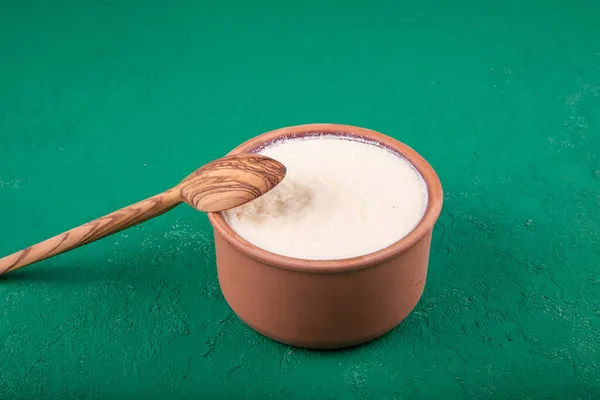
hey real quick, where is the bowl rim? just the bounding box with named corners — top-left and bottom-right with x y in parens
top-left (207, 123), bottom-right (443, 274)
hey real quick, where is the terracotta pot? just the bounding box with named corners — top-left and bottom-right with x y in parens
top-left (207, 124), bottom-right (443, 349)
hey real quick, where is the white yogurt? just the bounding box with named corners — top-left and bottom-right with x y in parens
top-left (223, 135), bottom-right (428, 260)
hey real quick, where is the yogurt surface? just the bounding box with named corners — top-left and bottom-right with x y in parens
top-left (223, 135), bottom-right (428, 260)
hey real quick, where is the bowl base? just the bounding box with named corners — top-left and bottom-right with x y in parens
top-left (233, 310), bottom-right (404, 350)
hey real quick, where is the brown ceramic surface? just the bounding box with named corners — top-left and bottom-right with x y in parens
top-left (208, 124), bottom-right (443, 349)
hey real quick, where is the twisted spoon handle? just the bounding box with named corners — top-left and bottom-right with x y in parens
top-left (0, 189), bottom-right (181, 275)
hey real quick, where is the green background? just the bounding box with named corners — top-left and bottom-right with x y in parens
top-left (1, 0), bottom-right (599, 398)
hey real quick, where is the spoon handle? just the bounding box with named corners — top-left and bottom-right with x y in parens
top-left (0, 189), bottom-right (181, 275)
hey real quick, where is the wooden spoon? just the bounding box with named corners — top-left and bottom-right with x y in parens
top-left (0, 153), bottom-right (286, 275)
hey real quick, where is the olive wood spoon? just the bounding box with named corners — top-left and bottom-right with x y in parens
top-left (0, 153), bottom-right (286, 275)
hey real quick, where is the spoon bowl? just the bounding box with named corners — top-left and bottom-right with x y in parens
top-left (179, 154), bottom-right (286, 213)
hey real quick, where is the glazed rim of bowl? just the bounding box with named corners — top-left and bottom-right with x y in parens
top-left (207, 123), bottom-right (443, 274)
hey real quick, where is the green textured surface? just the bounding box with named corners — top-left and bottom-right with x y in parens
top-left (1, 0), bottom-right (599, 398)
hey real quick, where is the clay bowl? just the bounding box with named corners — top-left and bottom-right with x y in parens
top-left (207, 123), bottom-right (443, 349)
